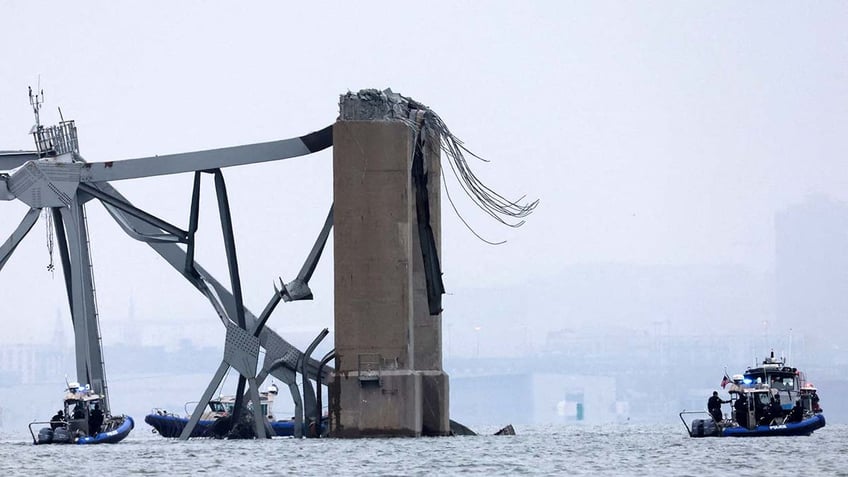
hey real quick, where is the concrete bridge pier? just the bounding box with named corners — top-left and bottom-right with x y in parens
top-left (330, 91), bottom-right (450, 437)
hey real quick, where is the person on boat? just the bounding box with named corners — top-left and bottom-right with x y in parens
top-left (708, 391), bottom-right (729, 422)
top-left (89, 404), bottom-right (104, 434)
top-left (50, 410), bottom-right (65, 430)
top-left (786, 401), bottom-right (804, 423)
top-left (72, 405), bottom-right (84, 419)
top-left (765, 396), bottom-right (783, 424)
top-left (811, 390), bottom-right (821, 413)
top-left (734, 395), bottom-right (748, 428)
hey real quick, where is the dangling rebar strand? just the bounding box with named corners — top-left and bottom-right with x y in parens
top-left (44, 208), bottom-right (55, 275)
top-left (342, 89), bottom-right (539, 243)
top-left (424, 113), bottom-right (537, 228)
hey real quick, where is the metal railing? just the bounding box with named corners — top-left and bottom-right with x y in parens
top-left (32, 121), bottom-right (79, 156)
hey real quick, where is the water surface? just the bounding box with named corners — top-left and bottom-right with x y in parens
top-left (2, 423), bottom-right (845, 476)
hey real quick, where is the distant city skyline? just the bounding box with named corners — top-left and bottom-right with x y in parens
top-left (3, 329), bottom-right (845, 430)
top-left (6, 193), bottom-right (848, 350)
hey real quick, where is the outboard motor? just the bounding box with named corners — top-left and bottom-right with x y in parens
top-left (37, 427), bottom-right (53, 444)
top-left (690, 419), bottom-right (719, 437)
top-left (52, 427), bottom-right (73, 443)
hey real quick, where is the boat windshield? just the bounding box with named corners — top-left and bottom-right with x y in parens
top-left (744, 370), bottom-right (796, 388)
top-left (769, 376), bottom-right (795, 391)
top-left (208, 401), bottom-right (235, 413)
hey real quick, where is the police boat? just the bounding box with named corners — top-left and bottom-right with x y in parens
top-left (680, 351), bottom-right (825, 438)
top-left (29, 382), bottom-right (134, 445)
top-left (144, 383), bottom-right (309, 438)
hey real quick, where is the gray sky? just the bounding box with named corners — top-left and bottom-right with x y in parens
top-left (2, 1), bottom-right (847, 347)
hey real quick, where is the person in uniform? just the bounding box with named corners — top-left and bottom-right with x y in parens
top-left (734, 394), bottom-right (748, 428)
top-left (708, 391), bottom-right (729, 422)
top-left (89, 404), bottom-right (104, 434)
top-left (50, 410), bottom-right (65, 430)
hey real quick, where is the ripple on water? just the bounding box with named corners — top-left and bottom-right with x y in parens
top-left (1, 423), bottom-right (846, 476)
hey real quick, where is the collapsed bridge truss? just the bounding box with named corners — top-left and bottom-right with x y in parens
top-left (1, 89), bottom-right (335, 438)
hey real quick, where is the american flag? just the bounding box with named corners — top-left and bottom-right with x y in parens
top-left (720, 375), bottom-right (730, 389)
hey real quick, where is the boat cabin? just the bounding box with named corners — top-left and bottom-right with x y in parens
top-left (730, 388), bottom-right (782, 428)
top-left (739, 352), bottom-right (800, 411)
top-left (742, 353), bottom-right (797, 388)
top-left (63, 382), bottom-right (106, 437)
top-left (201, 384), bottom-right (279, 421)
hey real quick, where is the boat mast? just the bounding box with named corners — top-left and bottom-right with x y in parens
top-left (787, 328), bottom-right (793, 366)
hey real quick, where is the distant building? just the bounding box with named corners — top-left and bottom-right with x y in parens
top-left (0, 344), bottom-right (66, 385)
top-left (449, 371), bottom-right (624, 426)
top-left (775, 195), bottom-right (848, 358)
top-left (0, 311), bottom-right (70, 386)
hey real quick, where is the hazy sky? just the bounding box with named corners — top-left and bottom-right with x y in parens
top-left (2, 1), bottom-right (848, 346)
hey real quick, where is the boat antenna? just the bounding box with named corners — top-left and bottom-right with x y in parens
top-left (28, 82), bottom-right (44, 129)
top-left (787, 328), bottom-right (793, 366)
top-left (219, 367), bottom-right (231, 399)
